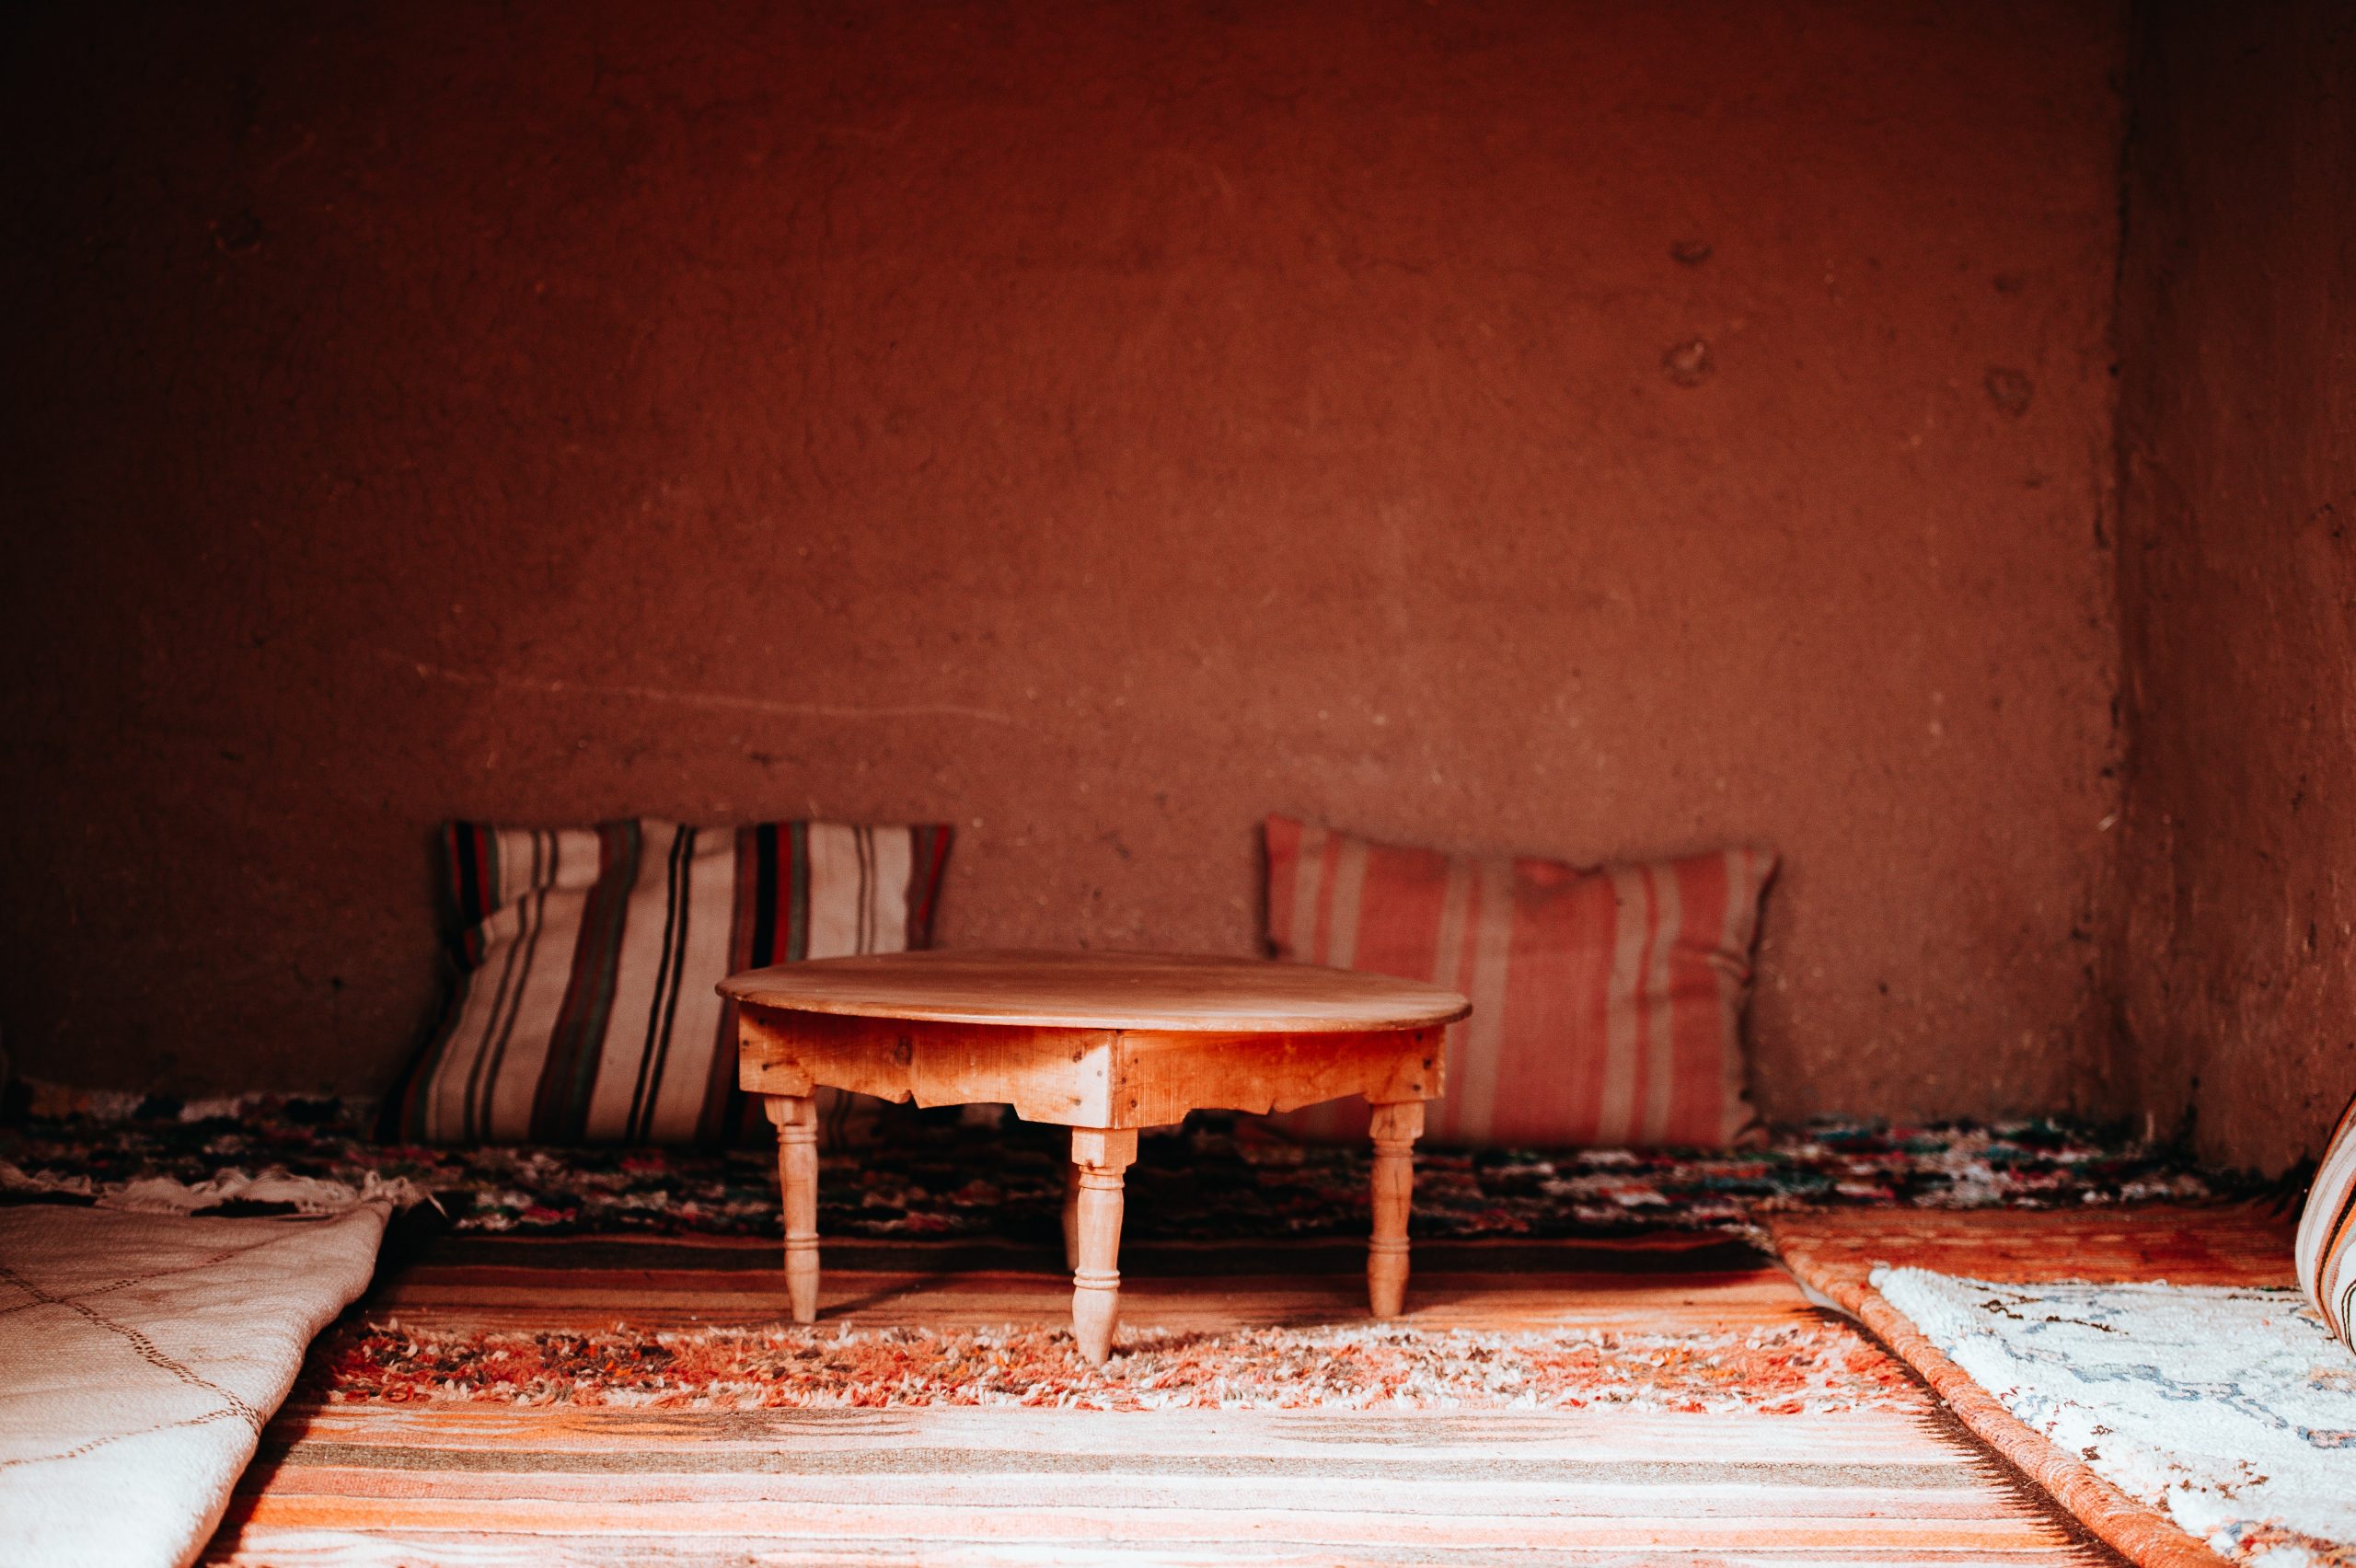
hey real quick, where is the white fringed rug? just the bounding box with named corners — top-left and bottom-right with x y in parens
top-left (0, 1205), bottom-right (387, 1568)
top-left (1875, 1267), bottom-right (2356, 1567)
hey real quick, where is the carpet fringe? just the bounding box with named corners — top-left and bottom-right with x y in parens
top-left (0, 1159), bottom-right (429, 1216)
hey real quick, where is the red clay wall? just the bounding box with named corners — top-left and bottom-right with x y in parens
top-left (0, 2), bottom-right (2126, 1119)
top-left (2112, 1), bottom-right (2356, 1170)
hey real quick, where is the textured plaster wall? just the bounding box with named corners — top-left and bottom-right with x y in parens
top-left (2111, 0), bottom-right (2356, 1170)
top-left (0, 1), bottom-right (2125, 1116)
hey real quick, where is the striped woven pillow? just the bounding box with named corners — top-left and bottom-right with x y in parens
top-left (1265, 817), bottom-right (1774, 1148)
top-left (389, 820), bottom-right (952, 1146)
top-left (2298, 1090), bottom-right (2356, 1347)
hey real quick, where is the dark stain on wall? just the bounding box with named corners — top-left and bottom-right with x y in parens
top-left (0, 1), bottom-right (2125, 1118)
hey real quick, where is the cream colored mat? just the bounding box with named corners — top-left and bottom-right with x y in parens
top-left (1877, 1267), bottom-right (2356, 1567)
top-left (0, 1204), bottom-right (387, 1568)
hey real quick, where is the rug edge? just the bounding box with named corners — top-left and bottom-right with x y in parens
top-left (1769, 1221), bottom-right (2230, 1568)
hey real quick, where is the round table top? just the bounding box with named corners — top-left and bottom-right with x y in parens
top-left (718, 949), bottom-right (1471, 1033)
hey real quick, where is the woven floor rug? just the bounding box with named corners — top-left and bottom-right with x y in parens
top-left (1876, 1270), bottom-right (2356, 1568)
top-left (206, 1404), bottom-right (2114, 1566)
top-left (194, 1230), bottom-right (2125, 1565)
top-left (2, 1097), bottom-right (2264, 1242)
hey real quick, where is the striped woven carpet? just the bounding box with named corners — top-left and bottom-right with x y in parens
top-left (202, 1234), bottom-right (2122, 1565)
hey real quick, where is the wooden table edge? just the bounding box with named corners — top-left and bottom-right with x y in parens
top-left (724, 961), bottom-right (1460, 1365)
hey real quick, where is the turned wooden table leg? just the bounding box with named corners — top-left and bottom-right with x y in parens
top-left (765, 1094), bottom-right (821, 1324)
top-left (1068, 1127), bottom-right (1138, 1366)
top-left (1368, 1100), bottom-right (1424, 1319)
top-left (1061, 1149), bottom-right (1082, 1273)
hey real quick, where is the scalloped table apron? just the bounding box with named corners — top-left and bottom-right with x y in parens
top-left (719, 949), bottom-right (1471, 1365)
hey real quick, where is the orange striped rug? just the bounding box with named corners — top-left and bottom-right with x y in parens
top-left (201, 1234), bottom-right (2122, 1565)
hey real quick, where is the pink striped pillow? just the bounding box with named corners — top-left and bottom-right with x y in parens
top-left (1265, 817), bottom-right (1774, 1148)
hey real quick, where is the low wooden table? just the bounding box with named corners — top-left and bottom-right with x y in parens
top-left (719, 950), bottom-right (1470, 1364)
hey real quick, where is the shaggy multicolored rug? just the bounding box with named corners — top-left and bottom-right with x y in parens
top-left (0, 1095), bottom-right (2263, 1242)
top-left (1876, 1270), bottom-right (2356, 1568)
top-left (307, 1318), bottom-right (1918, 1414)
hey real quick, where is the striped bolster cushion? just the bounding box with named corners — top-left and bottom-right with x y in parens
top-left (388, 820), bottom-right (952, 1146)
top-left (2298, 1090), bottom-right (2356, 1347)
top-left (1265, 816), bottom-right (1774, 1149)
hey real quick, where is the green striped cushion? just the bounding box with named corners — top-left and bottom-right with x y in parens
top-left (2299, 1089), bottom-right (2356, 1348)
top-left (388, 820), bottom-right (952, 1145)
